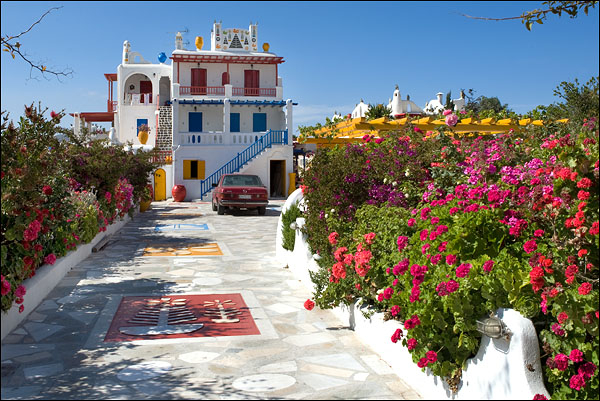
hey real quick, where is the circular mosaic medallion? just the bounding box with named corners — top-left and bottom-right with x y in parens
top-left (117, 361), bottom-right (172, 382)
top-left (192, 277), bottom-right (223, 286)
top-left (232, 374), bottom-right (296, 392)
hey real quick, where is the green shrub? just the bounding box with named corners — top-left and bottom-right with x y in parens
top-left (281, 202), bottom-right (303, 251)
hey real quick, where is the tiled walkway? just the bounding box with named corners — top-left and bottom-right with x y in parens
top-left (1, 200), bottom-right (422, 400)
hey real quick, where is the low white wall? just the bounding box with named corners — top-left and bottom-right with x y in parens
top-left (275, 192), bottom-right (551, 400)
top-left (1, 214), bottom-right (132, 341)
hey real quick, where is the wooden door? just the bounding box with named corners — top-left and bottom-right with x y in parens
top-left (140, 81), bottom-right (152, 103)
top-left (154, 169), bottom-right (166, 201)
top-left (244, 70), bottom-right (259, 96)
top-left (191, 68), bottom-right (207, 94)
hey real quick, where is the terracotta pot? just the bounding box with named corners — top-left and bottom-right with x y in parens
top-left (172, 185), bottom-right (186, 202)
top-left (138, 130), bottom-right (148, 145)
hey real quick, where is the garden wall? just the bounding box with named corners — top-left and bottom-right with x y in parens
top-left (1, 213), bottom-right (133, 341)
top-left (276, 189), bottom-right (551, 400)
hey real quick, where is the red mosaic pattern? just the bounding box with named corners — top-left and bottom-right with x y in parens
top-left (104, 293), bottom-right (260, 342)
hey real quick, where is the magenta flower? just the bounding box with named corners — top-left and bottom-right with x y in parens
top-left (407, 338), bottom-right (418, 350)
top-left (533, 395), bottom-right (548, 400)
top-left (482, 260), bottom-right (494, 273)
top-left (15, 285), bottom-right (26, 298)
top-left (446, 254), bottom-right (457, 265)
top-left (551, 323), bottom-right (566, 337)
top-left (523, 239), bottom-right (538, 254)
top-left (383, 287), bottom-right (394, 300)
top-left (578, 282), bottom-right (592, 295)
top-left (554, 353), bottom-right (569, 371)
top-left (456, 263), bottom-right (471, 278)
top-left (1, 277), bottom-right (11, 296)
top-left (397, 236), bottom-right (409, 251)
top-left (328, 231), bottom-right (339, 245)
top-left (569, 373), bottom-right (586, 391)
top-left (426, 350), bottom-right (438, 363)
top-left (407, 218), bottom-right (416, 227)
top-left (578, 362), bottom-right (597, 379)
top-left (446, 280), bottom-right (459, 293)
top-left (569, 349), bottom-right (584, 363)
top-left (44, 253), bottom-right (57, 265)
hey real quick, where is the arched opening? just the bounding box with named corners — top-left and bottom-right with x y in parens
top-left (124, 73), bottom-right (153, 105)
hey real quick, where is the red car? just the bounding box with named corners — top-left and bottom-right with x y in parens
top-left (212, 174), bottom-right (268, 215)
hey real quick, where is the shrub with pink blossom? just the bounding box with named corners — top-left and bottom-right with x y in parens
top-left (301, 110), bottom-right (598, 399)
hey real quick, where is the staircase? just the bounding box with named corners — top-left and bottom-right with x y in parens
top-left (200, 129), bottom-right (288, 200)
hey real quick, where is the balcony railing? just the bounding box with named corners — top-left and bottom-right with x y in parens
top-left (178, 86), bottom-right (277, 97)
top-left (180, 86), bottom-right (225, 96)
top-left (232, 87), bottom-right (276, 97)
top-left (107, 100), bottom-right (117, 112)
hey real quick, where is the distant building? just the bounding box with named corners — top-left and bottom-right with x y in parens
top-left (344, 86), bottom-right (466, 119)
top-left (72, 21), bottom-right (296, 201)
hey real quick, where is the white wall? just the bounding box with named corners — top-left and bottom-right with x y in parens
top-left (173, 144), bottom-right (292, 200)
top-left (177, 104), bottom-right (285, 133)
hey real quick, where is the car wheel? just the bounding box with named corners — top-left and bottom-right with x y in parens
top-left (217, 203), bottom-right (225, 215)
top-left (257, 206), bottom-right (266, 215)
top-left (212, 199), bottom-right (217, 211)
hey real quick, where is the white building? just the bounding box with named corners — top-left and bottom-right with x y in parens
top-left (72, 21), bottom-right (295, 201)
top-left (424, 90), bottom-right (466, 115)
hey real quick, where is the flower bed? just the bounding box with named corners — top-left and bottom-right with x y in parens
top-left (297, 114), bottom-right (598, 399)
top-left (1, 105), bottom-right (160, 315)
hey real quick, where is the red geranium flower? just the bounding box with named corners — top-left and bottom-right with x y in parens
top-left (304, 299), bottom-right (315, 311)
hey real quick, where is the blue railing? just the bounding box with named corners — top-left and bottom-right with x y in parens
top-left (200, 129), bottom-right (288, 199)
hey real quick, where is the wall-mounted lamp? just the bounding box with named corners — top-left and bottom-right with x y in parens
top-left (194, 106), bottom-right (197, 111)
top-left (289, 222), bottom-right (298, 230)
top-left (258, 107), bottom-right (261, 112)
top-left (476, 315), bottom-right (511, 340)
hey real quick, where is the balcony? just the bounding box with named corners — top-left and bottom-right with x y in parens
top-left (232, 87), bottom-right (276, 97)
top-left (177, 85), bottom-right (279, 98)
top-left (123, 93), bottom-right (154, 106)
top-left (107, 100), bottom-right (117, 112)
top-left (180, 86), bottom-right (225, 96)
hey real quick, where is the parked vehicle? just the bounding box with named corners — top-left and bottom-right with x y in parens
top-left (212, 174), bottom-right (268, 215)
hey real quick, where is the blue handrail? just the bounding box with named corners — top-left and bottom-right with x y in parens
top-left (200, 129), bottom-right (288, 199)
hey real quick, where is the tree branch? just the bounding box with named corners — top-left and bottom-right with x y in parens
top-left (1, 6), bottom-right (73, 80)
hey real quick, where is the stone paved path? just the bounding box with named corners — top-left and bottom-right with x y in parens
top-left (1, 200), bottom-right (422, 400)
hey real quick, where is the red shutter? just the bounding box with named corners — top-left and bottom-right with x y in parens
top-left (191, 68), bottom-right (207, 95)
top-left (222, 72), bottom-right (230, 85)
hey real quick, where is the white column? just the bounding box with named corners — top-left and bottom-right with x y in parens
top-left (286, 99), bottom-right (293, 145)
top-left (224, 84), bottom-right (233, 98)
top-left (223, 98), bottom-right (231, 144)
top-left (171, 99), bottom-right (180, 146)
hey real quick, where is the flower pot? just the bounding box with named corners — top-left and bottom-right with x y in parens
top-left (172, 185), bottom-right (186, 202)
top-left (138, 130), bottom-right (148, 145)
top-left (140, 199), bottom-right (152, 212)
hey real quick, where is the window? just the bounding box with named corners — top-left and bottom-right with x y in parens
top-left (189, 112), bottom-right (203, 132)
top-left (230, 113), bottom-right (240, 132)
top-left (136, 119), bottom-right (148, 133)
top-left (253, 113), bottom-right (266, 132)
top-left (183, 160), bottom-right (205, 180)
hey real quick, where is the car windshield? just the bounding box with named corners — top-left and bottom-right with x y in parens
top-left (222, 175), bottom-right (263, 187)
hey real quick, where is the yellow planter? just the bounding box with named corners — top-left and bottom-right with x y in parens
top-left (138, 130), bottom-right (148, 145)
top-left (140, 200), bottom-right (152, 212)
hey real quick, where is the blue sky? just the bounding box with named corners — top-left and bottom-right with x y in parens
top-left (1, 1), bottom-right (598, 135)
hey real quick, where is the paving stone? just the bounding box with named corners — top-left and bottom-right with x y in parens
top-left (23, 363), bottom-right (64, 379)
top-left (0, 200), bottom-right (422, 400)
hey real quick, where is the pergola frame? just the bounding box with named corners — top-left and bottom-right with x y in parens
top-left (300, 116), bottom-right (569, 146)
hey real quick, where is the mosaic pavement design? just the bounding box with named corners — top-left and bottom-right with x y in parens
top-left (104, 293), bottom-right (260, 342)
top-left (153, 223), bottom-right (209, 231)
top-left (143, 242), bottom-right (223, 256)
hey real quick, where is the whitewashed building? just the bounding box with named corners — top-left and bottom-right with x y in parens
top-left (72, 21), bottom-right (295, 201)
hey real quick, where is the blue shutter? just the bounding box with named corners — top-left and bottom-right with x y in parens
top-left (189, 112), bottom-right (203, 132)
top-left (252, 113), bottom-right (266, 132)
top-left (230, 113), bottom-right (240, 132)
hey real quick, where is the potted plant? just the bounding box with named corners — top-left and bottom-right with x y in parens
top-left (140, 185), bottom-right (152, 212)
top-left (138, 124), bottom-right (149, 145)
